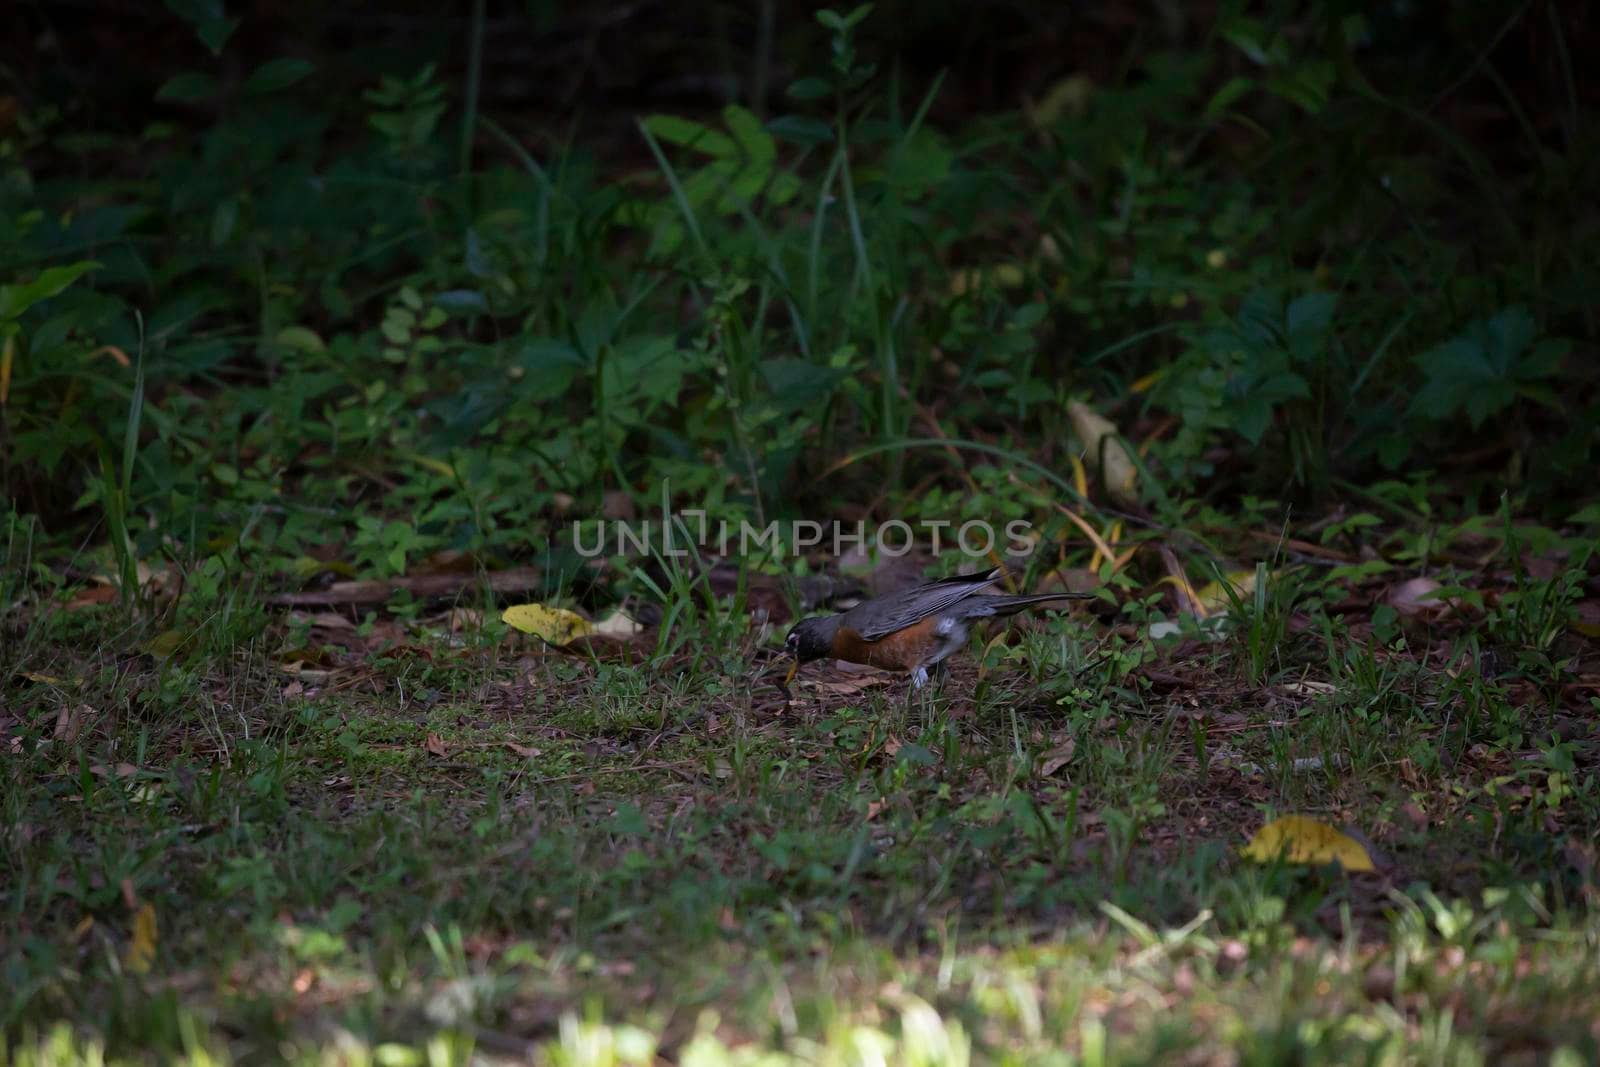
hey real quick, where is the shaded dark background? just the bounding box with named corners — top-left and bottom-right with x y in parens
top-left (4, 1), bottom-right (1598, 537)
top-left (12, 2), bottom-right (1595, 171)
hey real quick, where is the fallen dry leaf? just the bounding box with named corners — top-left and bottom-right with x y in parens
top-left (290, 611), bottom-right (354, 631)
top-left (446, 607), bottom-right (484, 633)
top-left (502, 603), bottom-right (595, 644)
top-left (593, 610), bottom-right (644, 637)
top-left (54, 704), bottom-right (85, 742)
top-left (1241, 815), bottom-right (1375, 872)
top-left (65, 584), bottom-right (119, 610)
top-left (1194, 568), bottom-right (1260, 616)
top-left (125, 902), bottom-right (157, 974)
top-left (145, 629), bottom-right (188, 659)
top-left (424, 733), bottom-right (448, 758)
top-left (1067, 400), bottom-right (1139, 508)
top-left (1037, 739), bottom-right (1077, 777)
top-left (276, 665), bottom-right (334, 683)
top-left (1279, 681), bottom-right (1337, 697)
top-left (1388, 577), bottom-right (1452, 618)
top-left (802, 670), bottom-right (897, 697)
top-left (1399, 802), bottom-right (1429, 829)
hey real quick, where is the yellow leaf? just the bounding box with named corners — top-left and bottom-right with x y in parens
top-left (145, 629), bottom-right (188, 660)
top-left (1025, 74), bottom-right (1093, 128)
top-left (500, 603), bottom-right (595, 644)
top-left (1241, 816), bottom-right (1375, 872)
top-left (396, 450), bottom-right (456, 479)
top-left (1051, 503), bottom-right (1116, 565)
top-left (288, 555), bottom-right (357, 580)
top-left (1067, 453), bottom-right (1088, 501)
top-left (1193, 569), bottom-right (1259, 615)
top-left (88, 344), bottom-right (131, 367)
top-left (991, 263), bottom-right (1026, 288)
top-left (1067, 400), bottom-right (1138, 508)
top-left (948, 264), bottom-right (1026, 296)
top-left (1129, 368), bottom-right (1166, 394)
top-left (126, 902), bottom-right (157, 974)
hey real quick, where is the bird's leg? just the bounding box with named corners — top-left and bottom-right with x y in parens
top-left (910, 661), bottom-right (949, 722)
top-left (905, 664), bottom-right (931, 717)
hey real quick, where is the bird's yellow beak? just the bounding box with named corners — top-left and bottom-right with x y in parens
top-left (784, 658), bottom-right (798, 686)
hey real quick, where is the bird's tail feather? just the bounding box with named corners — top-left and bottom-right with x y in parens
top-left (969, 592), bottom-right (1093, 616)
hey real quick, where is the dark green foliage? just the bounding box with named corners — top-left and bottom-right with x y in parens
top-left (3, 1), bottom-right (1594, 575)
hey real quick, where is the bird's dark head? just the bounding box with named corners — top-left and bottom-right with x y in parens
top-left (784, 615), bottom-right (840, 663)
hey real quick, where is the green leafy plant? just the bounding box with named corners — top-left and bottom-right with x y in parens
top-left (364, 63), bottom-right (449, 163)
top-left (637, 105), bottom-right (801, 258)
top-left (1409, 307), bottom-right (1567, 429)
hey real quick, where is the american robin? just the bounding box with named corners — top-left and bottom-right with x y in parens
top-left (784, 567), bottom-right (1093, 688)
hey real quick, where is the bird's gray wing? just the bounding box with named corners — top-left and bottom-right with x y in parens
top-left (848, 572), bottom-right (1000, 641)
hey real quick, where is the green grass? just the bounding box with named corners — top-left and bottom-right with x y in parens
top-left (4, 542), bottom-right (1598, 1063)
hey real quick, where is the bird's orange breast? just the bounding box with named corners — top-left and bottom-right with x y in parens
top-left (830, 615), bottom-right (943, 672)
